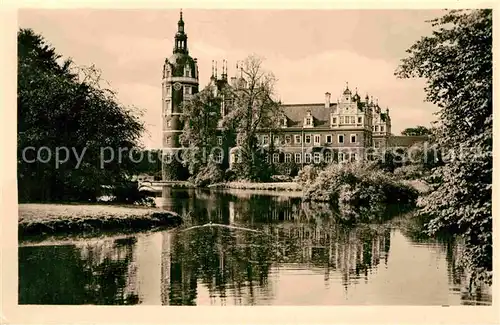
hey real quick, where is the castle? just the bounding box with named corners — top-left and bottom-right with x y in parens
top-left (161, 11), bottom-right (422, 179)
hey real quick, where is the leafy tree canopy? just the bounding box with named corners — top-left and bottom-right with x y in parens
top-left (396, 9), bottom-right (492, 285)
top-left (401, 125), bottom-right (431, 136)
top-left (18, 28), bottom-right (145, 202)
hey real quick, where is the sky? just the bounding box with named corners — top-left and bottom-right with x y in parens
top-left (18, 9), bottom-right (443, 148)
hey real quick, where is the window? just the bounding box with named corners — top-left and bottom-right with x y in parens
top-left (164, 100), bottom-right (171, 115)
top-left (184, 66), bottom-right (191, 77)
top-left (351, 134), bottom-right (357, 143)
top-left (352, 153), bottom-right (357, 161)
top-left (273, 153), bottom-right (279, 163)
top-left (165, 69), bottom-right (171, 78)
top-left (357, 116), bottom-right (362, 124)
top-left (375, 141), bottom-right (380, 148)
top-left (325, 151), bottom-right (332, 163)
top-left (263, 135), bottom-right (269, 145)
top-left (295, 135), bottom-right (301, 144)
top-left (305, 135), bottom-right (311, 144)
top-left (380, 126), bottom-right (384, 132)
top-left (338, 135), bottom-right (344, 144)
top-left (375, 125), bottom-right (379, 132)
top-left (282, 117), bottom-right (287, 127)
top-left (326, 135), bottom-right (332, 143)
top-left (265, 154), bottom-right (269, 163)
top-left (306, 117), bottom-right (312, 126)
top-left (166, 119), bottom-right (171, 128)
top-left (332, 117), bottom-right (337, 124)
top-left (184, 86), bottom-right (191, 95)
top-left (305, 153), bottom-right (312, 163)
top-left (165, 86), bottom-right (171, 96)
top-left (285, 135), bottom-right (292, 144)
top-left (214, 150), bottom-right (223, 163)
top-left (274, 136), bottom-right (279, 144)
top-left (285, 168), bottom-right (292, 175)
top-left (314, 152), bottom-right (321, 164)
top-left (314, 135), bottom-right (320, 145)
top-left (295, 153), bottom-right (302, 163)
top-left (350, 116), bottom-right (355, 124)
top-left (285, 153), bottom-right (292, 163)
top-left (340, 116), bottom-right (344, 124)
top-left (217, 136), bottom-right (223, 145)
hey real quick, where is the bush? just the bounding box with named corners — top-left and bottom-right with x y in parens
top-left (393, 165), bottom-right (425, 180)
top-left (274, 161), bottom-right (300, 177)
top-left (302, 162), bottom-right (419, 220)
top-left (296, 165), bottom-right (321, 186)
top-left (191, 160), bottom-right (224, 187)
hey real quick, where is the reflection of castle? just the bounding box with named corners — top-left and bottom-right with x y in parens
top-left (19, 196), bottom-right (490, 305)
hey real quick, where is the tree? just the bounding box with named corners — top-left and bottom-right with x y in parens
top-left (401, 125), bottom-right (431, 136)
top-left (223, 55), bottom-right (282, 181)
top-left (132, 149), bottom-right (162, 180)
top-left (18, 28), bottom-right (145, 202)
top-left (179, 86), bottom-right (224, 184)
top-left (395, 10), bottom-right (492, 285)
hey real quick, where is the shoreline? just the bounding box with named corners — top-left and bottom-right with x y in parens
top-left (19, 204), bottom-right (182, 240)
top-left (208, 181), bottom-right (302, 191)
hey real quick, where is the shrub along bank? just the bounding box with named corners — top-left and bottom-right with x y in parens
top-left (298, 163), bottom-right (419, 223)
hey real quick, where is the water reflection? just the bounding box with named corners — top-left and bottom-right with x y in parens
top-left (19, 189), bottom-right (492, 305)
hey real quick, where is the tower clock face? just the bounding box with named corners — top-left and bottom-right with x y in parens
top-left (173, 82), bottom-right (182, 91)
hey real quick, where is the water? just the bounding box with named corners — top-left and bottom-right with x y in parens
top-left (18, 188), bottom-right (492, 305)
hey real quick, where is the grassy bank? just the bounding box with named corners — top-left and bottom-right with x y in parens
top-left (19, 204), bottom-right (182, 239)
top-left (208, 181), bottom-right (302, 191)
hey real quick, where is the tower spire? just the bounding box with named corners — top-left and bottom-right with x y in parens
top-left (222, 59), bottom-right (228, 80)
top-left (173, 9), bottom-right (188, 54)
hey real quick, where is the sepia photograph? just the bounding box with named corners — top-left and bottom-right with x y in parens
top-left (3, 3), bottom-right (495, 318)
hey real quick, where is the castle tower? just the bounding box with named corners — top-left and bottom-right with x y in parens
top-left (162, 10), bottom-right (199, 180)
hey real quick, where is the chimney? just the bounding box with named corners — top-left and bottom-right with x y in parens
top-left (325, 92), bottom-right (331, 108)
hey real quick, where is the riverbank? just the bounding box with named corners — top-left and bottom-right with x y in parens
top-left (208, 181), bottom-right (302, 191)
top-left (19, 204), bottom-right (182, 239)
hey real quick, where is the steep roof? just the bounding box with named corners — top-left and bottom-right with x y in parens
top-left (281, 103), bottom-right (336, 127)
top-left (389, 135), bottom-right (428, 147)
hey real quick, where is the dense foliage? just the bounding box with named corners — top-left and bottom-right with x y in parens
top-left (18, 28), bottom-right (145, 202)
top-left (179, 86), bottom-right (224, 182)
top-left (396, 9), bottom-right (492, 284)
top-left (300, 163), bottom-right (418, 223)
top-left (132, 149), bottom-right (162, 180)
top-left (401, 125), bottom-right (431, 136)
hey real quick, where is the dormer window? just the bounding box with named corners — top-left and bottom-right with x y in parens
top-left (304, 111), bottom-right (314, 128)
top-left (281, 115), bottom-right (287, 127)
top-left (184, 65), bottom-right (191, 77)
